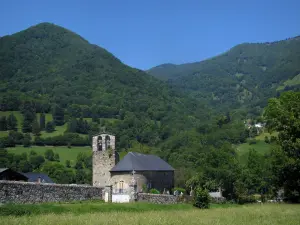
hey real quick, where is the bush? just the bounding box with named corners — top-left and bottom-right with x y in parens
top-left (172, 187), bottom-right (186, 195)
top-left (193, 187), bottom-right (210, 209)
top-left (248, 139), bottom-right (257, 145)
top-left (142, 184), bottom-right (148, 193)
top-left (264, 136), bottom-right (270, 144)
top-left (149, 188), bottom-right (160, 194)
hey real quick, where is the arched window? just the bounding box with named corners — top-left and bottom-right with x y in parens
top-left (97, 136), bottom-right (102, 151)
top-left (105, 135), bottom-right (111, 149)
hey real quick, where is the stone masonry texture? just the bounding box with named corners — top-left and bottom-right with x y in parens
top-left (0, 181), bottom-right (103, 204)
top-left (137, 193), bottom-right (179, 204)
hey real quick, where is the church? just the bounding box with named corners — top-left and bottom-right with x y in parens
top-left (92, 133), bottom-right (174, 193)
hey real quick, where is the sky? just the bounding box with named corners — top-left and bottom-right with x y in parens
top-left (0, 0), bottom-right (299, 70)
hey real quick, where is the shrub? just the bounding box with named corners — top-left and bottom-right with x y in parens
top-left (149, 188), bottom-right (160, 194)
top-left (248, 139), bottom-right (257, 145)
top-left (172, 187), bottom-right (186, 195)
top-left (264, 136), bottom-right (270, 144)
top-left (142, 184), bottom-right (148, 193)
top-left (193, 187), bottom-right (210, 209)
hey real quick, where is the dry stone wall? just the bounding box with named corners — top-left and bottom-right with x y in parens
top-left (0, 181), bottom-right (103, 204)
top-left (137, 193), bottom-right (179, 204)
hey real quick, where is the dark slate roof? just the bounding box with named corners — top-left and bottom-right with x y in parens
top-left (0, 168), bottom-right (29, 181)
top-left (23, 172), bottom-right (54, 183)
top-left (110, 152), bottom-right (174, 172)
top-left (0, 168), bottom-right (8, 173)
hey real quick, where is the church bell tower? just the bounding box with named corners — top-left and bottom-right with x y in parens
top-left (92, 133), bottom-right (118, 187)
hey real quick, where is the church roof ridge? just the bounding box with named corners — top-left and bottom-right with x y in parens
top-left (110, 152), bottom-right (174, 172)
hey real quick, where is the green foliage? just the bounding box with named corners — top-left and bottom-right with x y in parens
top-left (172, 187), bottom-right (186, 194)
top-left (52, 104), bottom-right (65, 126)
top-left (22, 133), bottom-right (31, 147)
top-left (0, 116), bottom-right (7, 131)
top-left (7, 113), bottom-right (18, 131)
top-left (45, 149), bottom-right (55, 161)
top-left (32, 118), bottom-right (41, 136)
top-left (149, 188), bottom-right (160, 194)
top-left (45, 121), bottom-right (55, 133)
top-left (264, 91), bottom-right (300, 202)
top-left (193, 187), bottom-right (210, 209)
top-left (39, 113), bottom-right (46, 130)
top-left (142, 184), bottom-right (148, 193)
top-left (65, 159), bottom-right (71, 168)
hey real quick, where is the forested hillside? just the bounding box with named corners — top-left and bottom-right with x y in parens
top-left (148, 36), bottom-right (300, 116)
top-left (0, 23), bottom-right (248, 174)
top-left (0, 22), bottom-right (212, 145)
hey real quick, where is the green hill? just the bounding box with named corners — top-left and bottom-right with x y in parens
top-left (0, 22), bottom-right (215, 171)
top-left (148, 36), bottom-right (300, 116)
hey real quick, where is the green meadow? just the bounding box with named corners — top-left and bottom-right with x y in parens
top-left (7, 145), bottom-right (91, 165)
top-left (0, 202), bottom-right (299, 225)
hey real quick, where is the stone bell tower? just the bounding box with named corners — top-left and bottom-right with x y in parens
top-left (92, 133), bottom-right (118, 187)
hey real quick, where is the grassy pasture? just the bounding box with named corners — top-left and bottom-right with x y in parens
top-left (7, 145), bottom-right (91, 165)
top-left (0, 203), bottom-right (299, 225)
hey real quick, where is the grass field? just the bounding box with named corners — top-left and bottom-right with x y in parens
top-left (0, 111), bottom-right (120, 138)
top-left (0, 203), bottom-right (299, 225)
top-left (0, 111), bottom-right (70, 138)
top-left (7, 145), bottom-right (91, 165)
top-left (236, 131), bottom-right (279, 163)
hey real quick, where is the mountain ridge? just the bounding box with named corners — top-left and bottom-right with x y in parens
top-left (147, 35), bottom-right (300, 116)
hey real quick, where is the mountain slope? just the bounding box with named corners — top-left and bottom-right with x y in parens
top-left (0, 23), bottom-right (212, 147)
top-left (148, 36), bottom-right (300, 115)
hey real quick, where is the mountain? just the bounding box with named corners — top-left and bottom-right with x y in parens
top-left (0, 23), bottom-right (212, 148)
top-left (148, 36), bottom-right (300, 116)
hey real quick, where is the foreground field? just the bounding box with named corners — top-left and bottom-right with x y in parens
top-left (1, 203), bottom-right (299, 225)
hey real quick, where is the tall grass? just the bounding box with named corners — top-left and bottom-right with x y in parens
top-left (0, 201), bottom-right (193, 216)
top-left (1, 204), bottom-right (299, 225)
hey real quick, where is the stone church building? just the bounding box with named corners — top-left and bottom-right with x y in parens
top-left (92, 133), bottom-right (174, 193)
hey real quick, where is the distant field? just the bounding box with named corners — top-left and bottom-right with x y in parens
top-left (236, 132), bottom-right (278, 163)
top-left (7, 145), bottom-right (91, 165)
top-left (0, 111), bottom-right (101, 138)
top-left (277, 73), bottom-right (300, 91)
top-left (1, 203), bottom-right (299, 225)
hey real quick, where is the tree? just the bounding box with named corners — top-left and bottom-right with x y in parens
top-left (45, 149), bottom-right (55, 161)
top-left (65, 160), bottom-right (71, 168)
top-left (54, 153), bottom-right (60, 162)
top-left (0, 116), bottom-right (7, 131)
top-left (22, 133), bottom-right (31, 147)
top-left (39, 113), bottom-right (46, 130)
top-left (32, 119), bottom-right (41, 136)
top-left (67, 118), bottom-right (78, 133)
top-left (264, 91), bottom-right (300, 202)
top-left (29, 155), bottom-right (45, 170)
top-left (45, 121), bottom-right (55, 133)
top-left (52, 104), bottom-right (65, 126)
top-left (193, 187), bottom-right (210, 209)
top-left (7, 113), bottom-right (18, 131)
top-left (22, 118), bottom-right (33, 133)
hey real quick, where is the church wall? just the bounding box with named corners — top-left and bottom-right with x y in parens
top-left (141, 171), bottom-right (174, 193)
top-left (110, 171), bottom-right (174, 193)
top-left (110, 172), bottom-right (147, 193)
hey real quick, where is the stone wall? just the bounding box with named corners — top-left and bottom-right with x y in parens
top-left (0, 181), bottom-right (103, 204)
top-left (137, 193), bottom-right (178, 204)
